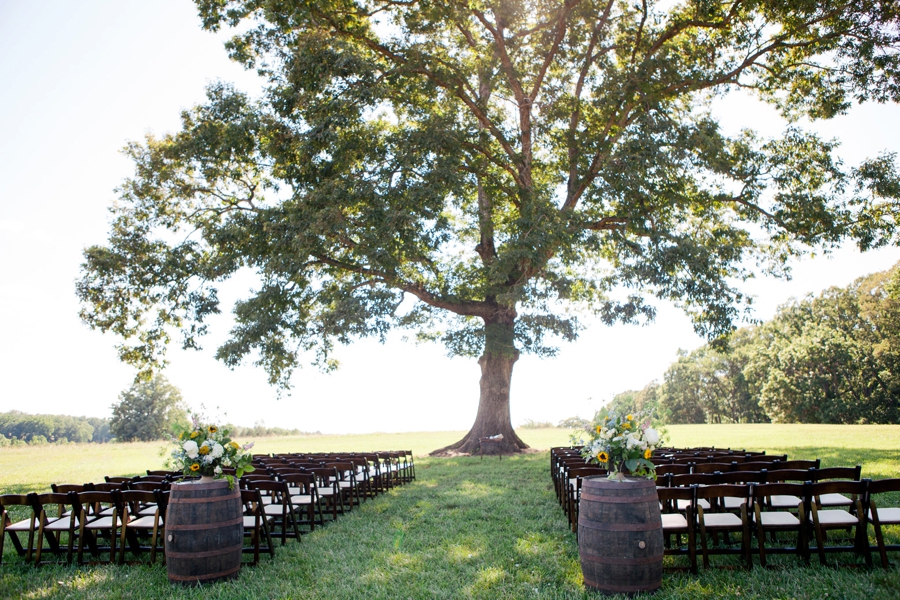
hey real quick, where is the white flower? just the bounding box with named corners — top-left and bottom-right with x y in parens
top-left (214, 465), bottom-right (223, 475)
top-left (211, 443), bottom-right (224, 459)
top-left (183, 440), bottom-right (199, 459)
top-left (644, 428), bottom-right (659, 445)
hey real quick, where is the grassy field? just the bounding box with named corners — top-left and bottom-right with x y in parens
top-left (1, 425), bottom-right (899, 599)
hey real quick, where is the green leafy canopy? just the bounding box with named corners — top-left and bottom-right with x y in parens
top-left (78, 0), bottom-right (900, 388)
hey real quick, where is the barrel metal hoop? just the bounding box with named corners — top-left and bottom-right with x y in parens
top-left (583, 576), bottom-right (662, 594)
top-left (580, 551), bottom-right (663, 566)
top-left (166, 545), bottom-right (242, 559)
top-left (170, 494), bottom-right (239, 505)
top-left (167, 563), bottom-right (242, 582)
top-left (581, 492), bottom-right (658, 504)
top-left (166, 516), bottom-right (244, 531)
top-left (579, 519), bottom-right (661, 533)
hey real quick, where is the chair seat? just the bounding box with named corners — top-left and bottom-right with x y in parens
top-left (702, 512), bottom-right (743, 528)
top-left (4, 515), bottom-right (36, 532)
top-left (262, 505), bottom-right (288, 516)
top-left (755, 511), bottom-right (800, 527)
top-left (677, 498), bottom-right (711, 511)
top-left (723, 497), bottom-right (747, 510)
top-left (816, 493), bottom-right (852, 507)
top-left (869, 507), bottom-right (900, 524)
top-left (816, 509), bottom-right (857, 527)
top-left (126, 515), bottom-right (161, 529)
top-left (85, 516), bottom-right (122, 528)
top-left (137, 505), bottom-right (159, 517)
top-left (769, 495), bottom-right (801, 509)
top-left (43, 517), bottom-right (79, 532)
top-left (243, 516), bottom-right (263, 528)
top-left (290, 494), bottom-right (315, 505)
top-left (661, 513), bottom-right (688, 530)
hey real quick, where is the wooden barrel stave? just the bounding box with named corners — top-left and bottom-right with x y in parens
top-left (577, 476), bottom-right (664, 596)
top-left (165, 479), bottom-right (243, 585)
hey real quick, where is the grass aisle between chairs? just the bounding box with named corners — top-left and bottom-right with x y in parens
top-left (1, 452), bottom-right (899, 599)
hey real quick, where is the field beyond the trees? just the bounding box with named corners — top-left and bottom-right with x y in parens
top-left (1, 424), bottom-right (898, 599)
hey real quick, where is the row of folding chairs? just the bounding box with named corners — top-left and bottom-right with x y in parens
top-left (1, 449), bottom-right (415, 567)
top-left (253, 451), bottom-right (416, 491)
top-left (659, 478), bottom-right (900, 570)
top-left (563, 464), bottom-right (855, 538)
top-left (0, 486), bottom-right (169, 567)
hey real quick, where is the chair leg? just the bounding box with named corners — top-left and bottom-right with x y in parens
top-left (756, 525), bottom-right (767, 567)
top-left (873, 521), bottom-right (890, 569)
top-left (698, 517), bottom-right (710, 569)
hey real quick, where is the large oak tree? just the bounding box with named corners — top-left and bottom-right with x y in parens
top-left (78, 0), bottom-right (900, 453)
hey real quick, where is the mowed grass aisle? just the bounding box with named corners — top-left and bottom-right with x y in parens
top-left (1, 426), bottom-right (899, 599)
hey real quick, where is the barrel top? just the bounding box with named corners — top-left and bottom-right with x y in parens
top-left (169, 479), bottom-right (239, 500)
top-left (581, 475), bottom-right (657, 492)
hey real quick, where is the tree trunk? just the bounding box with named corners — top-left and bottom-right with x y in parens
top-left (430, 314), bottom-right (529, 455)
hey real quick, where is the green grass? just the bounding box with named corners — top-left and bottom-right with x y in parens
top-left (1, 425), bottom-right (899, 599)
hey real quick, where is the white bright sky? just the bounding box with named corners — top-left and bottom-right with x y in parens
top-left (1, 1), bottom-right (898, 434)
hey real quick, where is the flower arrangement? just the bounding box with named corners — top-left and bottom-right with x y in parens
top-left (169, 418), bottom-right (255, 489)
top-left (580, 411), bottom-right (663, 480)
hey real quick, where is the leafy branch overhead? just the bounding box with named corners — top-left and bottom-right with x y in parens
top-left (79, 0), bottom-right (900, 391)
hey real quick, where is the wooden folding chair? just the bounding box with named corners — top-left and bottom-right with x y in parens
top-left (670, 473), bottom-right (717, 513)
top-left (807, 480), bottom-right (869, 566)
top-left (764, 470), bottom-right (813, 511)
top-left (864, 477), bottom-right (900, 568)
top-left (695, 484), bottom-right (752, 569)
top-left (306, 467), bottom-right (345, 521)
top-left (279, 472), bottom-right (324, 532)
top-left (32, 492), bottom-right (77, 566)
top-left (325, 462), bottom-right (361, 509)
top-left (0, 493), bottom-right (38, 564)
top-left (73, 491), bottom-right (123, 565)
top-left (241, 488), bottom-right (275, 565)
top-left (657, 485), bottom-right (697, 572)
top-left (247, 480), bottom-right (302, 544)
top-left (808, 466), bottom-right (862, 509)
top-left (118, 489), bottom-right (164, 564)
top-left (751, 482), bottom-right (810, 566)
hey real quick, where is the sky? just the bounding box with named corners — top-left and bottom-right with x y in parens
top-left (1, 1), bottom-right (898, 435)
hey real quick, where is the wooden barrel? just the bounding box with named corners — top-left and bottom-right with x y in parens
top-left (577, 476), bottom-right (664, 596)
top-left (165, 479), bottom-right (243, 585)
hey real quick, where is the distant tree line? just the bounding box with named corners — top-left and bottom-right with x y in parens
top-left (0, 411), bottom-right (112, 445)
top-left (224, 422), bottom-right (320, 438)
top-left (607, 263), bottom-right (900, 424)
top-left (2, 372), bottom-right (319, 445)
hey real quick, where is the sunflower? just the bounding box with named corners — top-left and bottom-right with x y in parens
top-left (622, 421), bottom-right (631, 429)
top-left (626, 414), bottom-right (634, 421)
top-left (190, 463), bottom-right (200, 472)
top-left (199, 445), bottom-right (211, 455)
top-left (597, 451), bottom-right (609, 463)
top-left (595, 425), bottom-right (603, 434)
top-left (208, 425), bottom-right (218, 434)
top-left (229, 441), bottom-right (241, 451)
top-left (644, 448), bottom-right (653, 459)
top-left (190, 430), bottom-right (199, 439)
